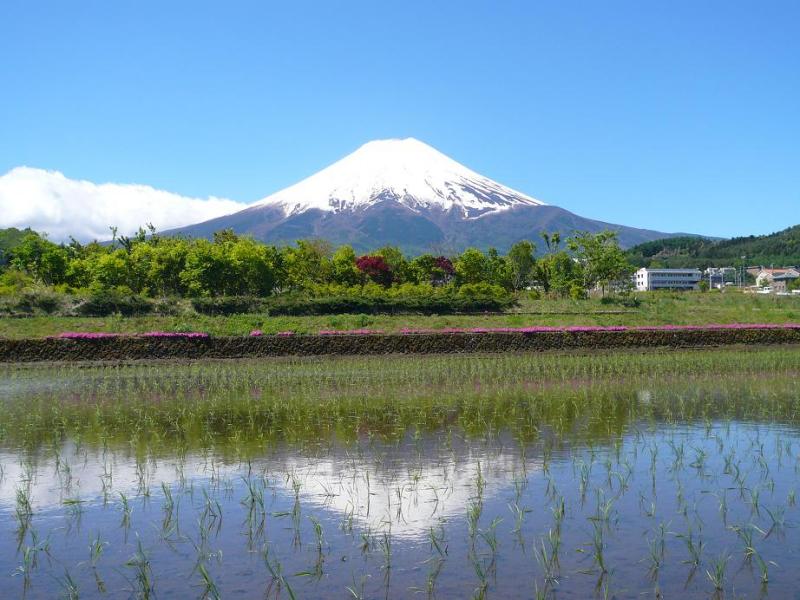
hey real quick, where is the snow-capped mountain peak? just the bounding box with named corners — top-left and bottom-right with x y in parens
top-left (253, 138), bottom-right (545, 218)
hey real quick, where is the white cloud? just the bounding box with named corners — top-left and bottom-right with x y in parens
top-left (0, 166), bottom-right (248, 242)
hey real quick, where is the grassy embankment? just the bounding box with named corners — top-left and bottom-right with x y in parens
top-left (0, 290), bottom-right (798, 339)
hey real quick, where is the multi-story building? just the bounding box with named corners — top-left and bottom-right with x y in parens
top-left (633, 268), bottom-right (702, 291)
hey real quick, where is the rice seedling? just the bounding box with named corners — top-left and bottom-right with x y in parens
top-left (589, 520), bottom-right (608, 575)
top-left (263, 546), bottom-right (297, 600)
top-left (644, 522), bottom-right (668, 577)
top-left (125, 537), bottom-right (155, 599)
top-left (534, 528), bottom-right (561, 586)
top-left (57, 568), bottom-right (80, 600)
top-left (12, 545), bottom-right (36, 591)
top-left (478, 516), bottom-right (502, 559)
top-left (345, 573), bottom-right (369, 599)
top-left (705, 551), bottom-right (730, 592)
top-left (119, 491), bottom-right (132, 530)
top-left (88, 532), bottom-right (107, 567)
top-left (197, 562), bottom-right (221, 600)
top-left (676, 524), bottom-right (704, 567)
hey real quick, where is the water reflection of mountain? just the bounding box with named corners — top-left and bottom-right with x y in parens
top-left (271, 443), bottom-right (542, 538)
top-left (0, 436), bottom-right (545, 538)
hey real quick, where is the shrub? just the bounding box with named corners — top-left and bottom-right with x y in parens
top-left (12, 290), bottom-right (62, 315)
top-left (569, 284), bottom-right (588, 300)
top-left (151, 297), bottom-right (186, 316)
top-left (457, 282), bottom-right (510, 302)
top-left (75, 291), bottom-right (154, 316)
top-left (266, 292), bottom-right (514, 316)
top-left (191, 296), bottom-right (266, 315)
top-left (599, 292), bottom-right (641, 308)
top-left (0, 269), bottom-right (34, 296)
top-left (619, 292), bottom-right (641, 308)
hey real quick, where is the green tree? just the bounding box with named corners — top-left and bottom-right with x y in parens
top-left (227, 237), bottom-right (277, 296)
top-left (148, 238), bottom-right (189, 296)
top-left (568, 231), bottom-right (632, 295)
top-left (180, 239), bottom-right (229, 296)
top-left (10, 233), bottom-right (69, 285)
top-left (127, 243), bottom-right (155, 294)
top-left (506, 240), bottom-right (536, 291)
top-left (283, 239), bottom-right (333, 290)
top-left (331, 245), bottom-right (360, 286)
top-left (455, 248), bottom-right (489, 285)
top-left (485, 248), bottom-right (512, 289)
top-left (535, 249), bottom-right (584, 297)
top-left (92, 249), bottom-right (132, 291)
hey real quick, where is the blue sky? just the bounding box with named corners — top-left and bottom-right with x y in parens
top-left (1, 0), bottom-right (798, 238)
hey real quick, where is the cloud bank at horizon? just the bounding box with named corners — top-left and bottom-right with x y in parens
top-left (0, 166), bottom-right (248, 242)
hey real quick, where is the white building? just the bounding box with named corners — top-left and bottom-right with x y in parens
top-left (634, 268), bottom-right (702, 291)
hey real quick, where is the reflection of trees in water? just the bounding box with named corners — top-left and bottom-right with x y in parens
top-left (5, 373), bottom-right (799, 454)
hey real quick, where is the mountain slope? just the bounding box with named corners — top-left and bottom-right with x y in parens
top-left (168, 138), bottom-right (688, 253)
top-left (627, 225), bottom-right (800, 268)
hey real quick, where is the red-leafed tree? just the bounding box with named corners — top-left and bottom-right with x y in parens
top-left (356, 255), bottom-right (393, 286)
top-left (433, 256), bottom-right (455, 285)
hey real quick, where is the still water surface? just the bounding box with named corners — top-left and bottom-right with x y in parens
top-left (1, 355), bottom-right (800, 598)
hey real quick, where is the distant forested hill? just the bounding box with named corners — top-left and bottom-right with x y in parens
top-left (627, 225), bottom-right (800, 268)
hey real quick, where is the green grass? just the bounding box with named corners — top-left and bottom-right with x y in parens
top-left (0, 290), bottom-right (798, 339)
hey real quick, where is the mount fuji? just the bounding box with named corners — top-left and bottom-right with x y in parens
top-left (168, 138), bottom-right (683, 253)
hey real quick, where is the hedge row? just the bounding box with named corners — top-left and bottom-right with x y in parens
top-left (264, 294), bottom-right (514, 316)
top-left (2, 327), bottom-right (800, 363)
top-left (2, 292), bottom-right (514, 317)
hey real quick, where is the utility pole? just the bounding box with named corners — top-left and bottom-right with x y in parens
top-left (740, 256), bottom-right (746, 288)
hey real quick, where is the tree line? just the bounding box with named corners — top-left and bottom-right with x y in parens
top-left (626, 225), bottom-right (800, 270)
top-left (0, 226), bottom-right (633, 300)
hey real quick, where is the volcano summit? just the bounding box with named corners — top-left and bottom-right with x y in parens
top-left (169, 138), bottom-right (680, 253)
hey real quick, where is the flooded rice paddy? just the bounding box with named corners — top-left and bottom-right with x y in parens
top-left (1, 348), bottom-right (800, 599)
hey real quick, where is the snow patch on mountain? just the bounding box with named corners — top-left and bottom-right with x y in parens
top-left (253, 138), bottom-right (545, 219)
